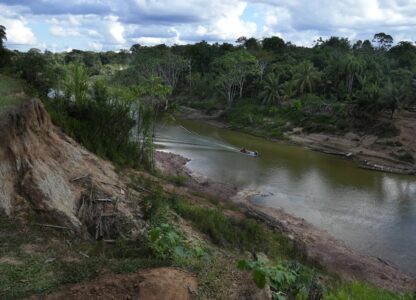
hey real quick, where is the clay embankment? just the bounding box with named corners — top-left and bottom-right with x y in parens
top-left (0, 98), bottom-right (141, 237)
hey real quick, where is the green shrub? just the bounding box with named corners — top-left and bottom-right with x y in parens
top-left (326, 282), bottom-right (414, 300)
top-left (239, 259), bottom-right (322, 300)
top-left (46, 97), bottom-right (139, 167)
top-left (172, 200), bottom-right (291, 258)
top-left (148, 223), bottom-right (186, 260)
top-left (147, 222), bottom-right (209, 262)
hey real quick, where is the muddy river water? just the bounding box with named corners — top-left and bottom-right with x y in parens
top-left (156, 119), bottom-right (416, 275)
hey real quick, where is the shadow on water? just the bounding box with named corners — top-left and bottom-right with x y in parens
top-left (156, 120), bottom-right (416, 275)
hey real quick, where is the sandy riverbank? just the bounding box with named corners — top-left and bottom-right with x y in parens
top-left (179, 106), bottom-right (416, 176)
top-left (155, 150), bottom-right (416, 293)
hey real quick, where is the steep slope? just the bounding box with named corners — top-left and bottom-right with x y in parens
top-left (0, 98), bottom-right (140, 237)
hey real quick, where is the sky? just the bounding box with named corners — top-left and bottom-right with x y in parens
top-left (0, 0), bottom-right (415, 52)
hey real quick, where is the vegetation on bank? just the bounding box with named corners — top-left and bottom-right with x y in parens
top-left (0, 75), bottom-right (28, 110)
top-left (0, 26), bottom-right (415, 299)
top-left (1, 175), bottom-right (414, 299)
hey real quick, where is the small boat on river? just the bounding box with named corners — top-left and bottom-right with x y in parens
top-left (240, 148), bottom-right (258, 157)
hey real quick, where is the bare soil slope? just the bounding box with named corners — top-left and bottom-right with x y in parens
top-left (28, 268), bottom-right (198, 300)
top-left (0, 98), bottom-right (140, 236)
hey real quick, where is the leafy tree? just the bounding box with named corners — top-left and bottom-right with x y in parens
top-left (133, 48), bottom-right (186, 108)
top-left (133, 76), bottom-right (172, 168)
top-left (245, 38), bottom-right (261, 51)
top-left (372, 33), bottom-right (393, 50)
top-left (292, 61), bottom-right (321, 95)
top-left (262, 36), bottom-right (285, 52)
top-left (361, 40), bottom-right (373, 51)
top-left (0, 25), bottom-right (6, 48)
top-left (381, 79), bottom-right (405, 118)
top-left (158, 52), bottom-right (187, 94)
top-left (214, 50), bottom-right (259, 106)
top-left (342, 55), bottom-right (365, 93)
top-left (316, 36), bottom-right (351, 51)
top-left (235, 36), bottom-right (247, 46)
top-left (65, 63), bottom-right (89, 105)
top-left (389, 41), bottom-right (416, 69)
top-left (19, 48), bottom-right (52, 94)
top-left (130, 43), bottom-right (141, 54)
top-left (352, 76), bottom-right (382, 118)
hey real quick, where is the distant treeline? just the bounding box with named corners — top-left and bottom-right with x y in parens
top-left (1, 28), bottom-right (416, 141)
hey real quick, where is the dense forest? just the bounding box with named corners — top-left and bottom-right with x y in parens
top-left (1, 26), bottom-right (416, 166)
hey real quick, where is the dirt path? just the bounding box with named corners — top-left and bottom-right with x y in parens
top-left (155, 150), bottom-right (416, 293)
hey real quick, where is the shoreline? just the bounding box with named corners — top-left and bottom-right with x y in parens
top-left (155, 150), bottom-right (416, 293)
top-left (178, 106), bottom-right (416, 176)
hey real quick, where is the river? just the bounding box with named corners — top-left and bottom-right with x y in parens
top-left (156, 119), bottom-right (416, 275)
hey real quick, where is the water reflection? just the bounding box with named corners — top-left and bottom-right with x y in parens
top-left (156, 121), bottom-right (416, 275)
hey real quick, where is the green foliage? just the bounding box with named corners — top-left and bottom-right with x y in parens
top-left (326, 282), bottom-right (414, 300)
top-left (239, 259), bottom-right (322, 300)
top-left (172, 199), bottom-right (292, 258)
top-left (132, 76), bottom-right (173, 169)
top-left (141, 187), bottom-right (170, 223)
top-left (262, 36), bottom-right (286, 52)
top-left (0, 74), bottom-right (27, 110)
top-left (0, 24), bottom-right (6, 49)
top-left (260, 73), bottom-right (284, 105)
top-left (65, 62), bottom-right (89, 105)
top-left (0, 215), bottom-right (167, 299)
top-left (148, 223), bottom-right (187, 260)
top-left (292, 61), bottom-right (321, 95)
top-left (213, 49), bottom-right (259, 106)
top-left (46, 79), bottom-right (139, 167)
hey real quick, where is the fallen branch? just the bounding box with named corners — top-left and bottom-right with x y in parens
top-left (34, 223), bottom-right (70, 230)
top-left (103, 239), bottom-right (116, 244)
top-left (71, 173), bottom-right (90, 182)
top-left (79, 251), bottom-right (90, 258)
top-left (94, 198), bottom-right (113, 202)
top-left (101, 213), bottom-right (117, 217)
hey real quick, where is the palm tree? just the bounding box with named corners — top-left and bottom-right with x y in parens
top-left (382, 79), bottom-right (405, 119)
top-left (342, 55), bottom-right (365, 94)
top-left (292, 61), bottom-right (321, 95)
top-left (260, 73), bottom-right (283, 105)
top-left (0, 25), bottom-right (6, 48)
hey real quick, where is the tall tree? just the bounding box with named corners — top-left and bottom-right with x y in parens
top-left (342, 55), bottom-right (365, 93)
top-left (292, 61), bottom-right (321, 95)
top-left (65, 63), bottom-right (89, 105)
top-left (214, 50), bottom-right (259, 106)
top-left (373, 33), bottom-right (394, 50)
top-left (381, 79), bottom-right (405, 118)
top-left (133, 77), bottom-right (172, 169)
top-left (262, 36), bottom-right (285, 52)
top-left (260, 73), bottom-right (284, 106)
top-left (0, 25), bottom-right (6, 48)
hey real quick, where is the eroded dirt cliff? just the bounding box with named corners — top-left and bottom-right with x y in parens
top-left (0, 99), bottom-right (140, 237)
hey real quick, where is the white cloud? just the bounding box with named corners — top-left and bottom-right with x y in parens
top-left (106, 15), bottom-right (126, 44)
top-left (209, 2), bottom-right (257, 40)
top-left (251, 0), bottom-right (416, 44)
top-left (1, 0), bottom-right (416, 50)
top-left (88, 41), bottom-right (103, 50)
top-left (50, 26), bottom-right (80, 37)
top-left (0, 16), bottom-right (36, 45)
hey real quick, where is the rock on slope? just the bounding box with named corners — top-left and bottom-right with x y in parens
top-left (0, 98), bottom-right (140, 237)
